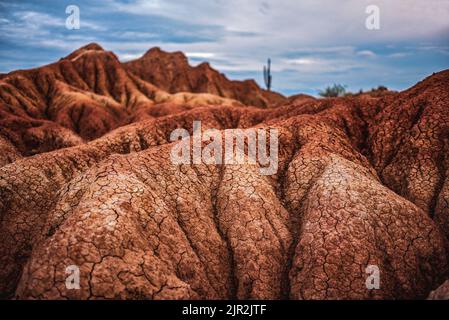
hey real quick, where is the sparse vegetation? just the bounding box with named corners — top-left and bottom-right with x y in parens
top-left (375, 85), bottom-right (388, 91)
top-left (320, 84), bottom-right (390, 97)
top-left (263, 58), bottom-right (272, 91)
top-left (318, 84), bottom-right (347, 97)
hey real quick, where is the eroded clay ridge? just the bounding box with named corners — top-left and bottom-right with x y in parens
top-left (124, 47), bottom-right (286, 108)
top-left (0, 44), bottom-right (449, 299)
top-left (0, 43), bottom-right (242, 163)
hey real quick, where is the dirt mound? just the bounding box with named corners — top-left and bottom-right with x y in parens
top-left (0, 45), bottom-right (448, 299)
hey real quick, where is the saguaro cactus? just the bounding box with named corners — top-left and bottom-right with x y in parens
top-left (263, 58), bottom-right (272, 91)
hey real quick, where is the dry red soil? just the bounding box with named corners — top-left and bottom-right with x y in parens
top-left (0, 43), bottom-right (448, 299)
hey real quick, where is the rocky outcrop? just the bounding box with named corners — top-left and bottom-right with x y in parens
top-left (124, 47), bottom-right (286, 108)
top-left (0, 44), bottom-right (242, 158)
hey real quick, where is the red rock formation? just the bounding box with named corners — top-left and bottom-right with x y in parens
top-left (0, 44), bottom-right (448, 300)
top-left (0, 44), bottom-right (241, 162)
top-left (124, 47), bottom-right (286, 108)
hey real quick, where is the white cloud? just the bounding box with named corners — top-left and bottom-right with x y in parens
top-left (109, 0), bottom-right (449, 45)
top-left (388, 52), bottom-right (410, 58)
top-left (18, 11), bottom-right (62, 27)
top-left (3, 10), bottom-right (104, 36)
top-left (357, 50), bottom-right (377, 58)
top-left (118, 53), bottom-right (143, 61)
top-left (286, 58), bottom-right (320, 66)
top-left (99, 0), bottom-right (449, 88)
top-left (186, 52), bottom-right (216, 59)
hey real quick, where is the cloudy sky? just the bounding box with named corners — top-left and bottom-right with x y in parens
top-left (1, 0), bottom-right (448, 96)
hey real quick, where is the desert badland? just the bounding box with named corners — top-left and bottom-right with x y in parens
top-left (0, 43), bottom-right (449, 300)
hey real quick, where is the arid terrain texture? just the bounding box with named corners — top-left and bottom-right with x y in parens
top-left (0, 43), bottom-right (449, 300)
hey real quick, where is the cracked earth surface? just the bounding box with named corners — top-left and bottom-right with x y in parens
top-left (1, 45), bottom-right (449, 299)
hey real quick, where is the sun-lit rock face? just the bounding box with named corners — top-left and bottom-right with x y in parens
top-left (0, 44), bottom-right (449, 300)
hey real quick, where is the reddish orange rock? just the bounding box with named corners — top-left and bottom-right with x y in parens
top-left (0, 44), bottom-right (448, 300)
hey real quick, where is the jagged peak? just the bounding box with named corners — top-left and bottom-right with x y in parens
top-left (144, 47), bottom-right (163, 55)
top-left (141, 47), bottom-right (187, 60)
top-left (64, 43), bottom-right (107, 61)
top-left (79, 43), bottom-right (104, 51)
top-left (196, 62), bottom-right (212, 69)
